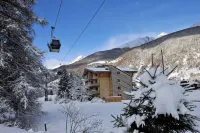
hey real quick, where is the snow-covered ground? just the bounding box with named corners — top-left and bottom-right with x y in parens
top-left (1, 92), bottom-right (200, 133)
top-left (0, 124), bottom-right (30, 133)
top-left (33, 97), bottom-right (127, 133)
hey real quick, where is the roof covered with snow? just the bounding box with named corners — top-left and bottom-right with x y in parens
top-left (85, 67), bottom-right (110, 72)
top-left (85, 67), bottom-right (137, 72)
top-left (117, 67), bottom-right (137, 72)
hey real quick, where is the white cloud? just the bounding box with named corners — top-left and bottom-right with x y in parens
top-left (157, 32), bottom-right (168, 38)
top-left (44, 59), bottom-right (68, 69)
top-left (71, 55), bottom-right (85, 64)
top-left (102, 32), bottom-right (157, 50)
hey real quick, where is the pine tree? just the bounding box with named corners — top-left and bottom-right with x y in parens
top-left (112, 53), bottom-right (200, 133)
top-left (0, 0), bottom-right (47, 129)
top-left (70, 73), bottom-right (87, 101)
top-left (57, 70), bottom-right (73, 99)
top-left (57, 70), bottom-right (87, 101)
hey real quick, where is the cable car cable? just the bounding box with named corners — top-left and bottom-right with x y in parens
top-left (62, 0), bottom-right (106, 60)
top-left (54, 0), bottom-right (63, 29)
top-left (51, 0), bottom-right (63, 35)
top-left (48, 0), bottom-right (63, 53)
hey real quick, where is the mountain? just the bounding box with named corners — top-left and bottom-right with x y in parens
top-left (71, 55), bottom-right (85, 64)
top-left (157, 32), bottom-right (168, 38)
top-left (191, 22), bottom-right (200, 27)
top-left (118, 36), bottom-right (154, 48)
top-left (54, 48), bottom-right (131, 75)
top-left (55, 26), bottom-right (200, 80)
top-left (111, 26), bottom-right (200, 81)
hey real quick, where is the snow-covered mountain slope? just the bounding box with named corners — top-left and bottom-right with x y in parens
top-left (191, 22), bottom-right (200, 27)
top-left (54, 48), bottom-right (130, 75)
top-left (118, 36), bottom-right (154, 48)
top-left (71, 55), bottom-right (85, 64)
top-left (157, 32), bottom-right (168, 38)
top-left (55, 27), bottom-right (200, 80)
top-left (112, 26), bottom-right (200, 81)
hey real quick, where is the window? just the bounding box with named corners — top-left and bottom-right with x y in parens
top-left (95, 73), bottom-right (98, 76)
top-left (118, 86), bottom-right (121, 90)
top-left (117, 79), bottom-right (120, 82)
top-left (95, 87), bottom-right (98, 91)
top-left (118, 94), bottom-right (122, 96)
top-left (117, 71), bottom-right (120, 74)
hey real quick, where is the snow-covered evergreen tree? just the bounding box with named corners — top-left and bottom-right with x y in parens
top-left (57, 70), bottom-right (73, 99)
top-left (70, 74), bottom-right (87, 101)
top-left (57, 70), bottom-right (87, 101)
top-left (112, 66), bottom-right (200, 133)
top-left (0, 0), bottom-right (47, 129)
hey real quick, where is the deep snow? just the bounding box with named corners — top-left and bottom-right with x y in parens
top-left (1, 93), bottom-right (200, 133)
top-left (33, 98), bottom-right (126, 133)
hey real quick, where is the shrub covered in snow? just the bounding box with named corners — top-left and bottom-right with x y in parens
top-left (112, 66), bottom-right (200, 133)
top-left (91, 97), bottom-right (105, 103)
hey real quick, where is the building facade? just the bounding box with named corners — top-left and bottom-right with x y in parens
top-left (83, 66), bottom-right (137, 100)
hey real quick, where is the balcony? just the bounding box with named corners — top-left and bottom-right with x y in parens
top-left (87, 76), bottom-right (98, 80)
top-left (92, 76), bottom-right (98, 79)
top-left (89, 89), bottom-right (99, 95)
top-left (86, 82), bottom-right (99, 87)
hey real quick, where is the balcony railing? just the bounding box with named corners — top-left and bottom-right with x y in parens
top-left (89, 89), bottom-right (99, 95)
top-left (87, 76), bottom-right (98, 80)
top-left (86, 82), bottom-right (99, 87)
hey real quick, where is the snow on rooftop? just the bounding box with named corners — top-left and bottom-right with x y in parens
top-left (118, 67), bottom-right (137, 72)
top-left (86, 67), bottom-right (110, 72)
top-left (86, 67), bottom-right (137, 72)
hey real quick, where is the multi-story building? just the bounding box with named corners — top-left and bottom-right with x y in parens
top-left (83, 66), bottom-right (137, 100)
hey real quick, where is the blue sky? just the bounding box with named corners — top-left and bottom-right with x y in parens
top-left (33, 0), bottom-right (200, 69)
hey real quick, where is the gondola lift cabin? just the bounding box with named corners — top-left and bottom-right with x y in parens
top-left (48, 26), bottom-right (61, 53)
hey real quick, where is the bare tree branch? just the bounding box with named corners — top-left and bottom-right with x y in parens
top-left (144, 68), bottom-right (154, 79)
top-left (161, 50), bottom-right (165, 74)
top-left (153, 65), bottom-right (159, 78)
top-left (166, 65), bottom-right (178, 76)
top-left (60, 102), bottom-right (103, 133)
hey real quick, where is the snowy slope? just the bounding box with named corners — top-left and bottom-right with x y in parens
top-left (71, 56), bottom-right (85, 64)
top-left (118, 36), bottom-right (154, 48)
top-left (192, 22), bottom-right (200, 27)
top-left (113, 26), bottom-right (200, 81)
top-left (88, 60), bottom-right (107, 66)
